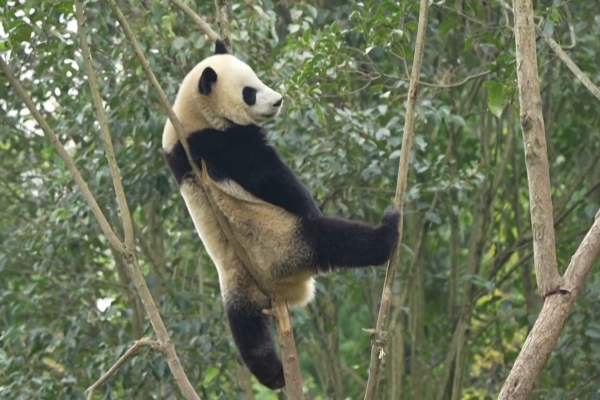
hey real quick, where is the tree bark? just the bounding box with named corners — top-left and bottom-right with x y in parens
top-left (498, 210), bottom-right (600, 399)
top-left (512, 0), bottom-right (562, 297)
top-left (498, 1), bottom-right (600, 397)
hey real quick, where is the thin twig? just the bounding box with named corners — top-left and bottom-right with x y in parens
top-left (495, 0), bottom-right (599, 101)
top-left (168, 0), bottom-right (220, 42)
top-left (362, 0), bottom-right (430, 398)
top-left (75, 0), bottom-right (134, 252)
top-left (86, 339), bottom-right (162, 400)
top-left (537, 26), bottom-right (600, 102)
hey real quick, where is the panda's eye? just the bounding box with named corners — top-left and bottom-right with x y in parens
top-left (243, 87), bottom-right (257, 106)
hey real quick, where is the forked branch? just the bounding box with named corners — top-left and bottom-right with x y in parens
top-left (86, 339), bottom-right (162, 400)
top-left (498, 0), bottom-right (600, 397)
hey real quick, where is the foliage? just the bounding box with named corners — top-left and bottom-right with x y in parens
top-left (1, 0), bottom-right (600, 399)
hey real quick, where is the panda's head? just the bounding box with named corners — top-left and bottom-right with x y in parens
top-left (174, 40), bottom-right (283, 132)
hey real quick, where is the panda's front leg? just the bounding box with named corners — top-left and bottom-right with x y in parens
top-left (300, 208), bottom-right (401, 273)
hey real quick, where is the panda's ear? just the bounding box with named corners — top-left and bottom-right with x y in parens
top-left (199, 67), bottom-right (218, 95)
top-left (215, 40), bottom-right (229, 55)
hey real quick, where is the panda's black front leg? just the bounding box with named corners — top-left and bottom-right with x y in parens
top-left (300, 209), bottom-right (401, 272)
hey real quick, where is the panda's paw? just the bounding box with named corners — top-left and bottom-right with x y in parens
top-left (262, 367), bottom-right (285, 390)
top-left (381, 206), bottom-right (401, 227)
top-left (378, 207), bottom-right (401, 259)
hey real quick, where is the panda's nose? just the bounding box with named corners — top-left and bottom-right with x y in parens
top-left (272, 97), bottom-right (283, 108)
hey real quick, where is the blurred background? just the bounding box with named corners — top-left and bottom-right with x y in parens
top-left (1, 0), bottom-right (600, 399)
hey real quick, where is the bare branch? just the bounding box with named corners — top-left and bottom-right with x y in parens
top-left (496, 0), bottom-right (598, 101)
top-left (86, 339), bottom-right (162, 400)
top-left (75, 0), bottom-right (134, 252)
top-left (274, 296), bottom-right (304, 398)
top-left (537, 27), bottom-right (600, 102)
top-left (363, 0), bottom-right (430, 398)
top-left (512, 0), bottom-right (562, 296)
top-left (168, 0), bottom-right (220, 42)
top-left (215, 0), bottom-right (232, 48)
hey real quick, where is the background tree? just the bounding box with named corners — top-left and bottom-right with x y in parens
top-left (1, 0), bottom-right (600, 399)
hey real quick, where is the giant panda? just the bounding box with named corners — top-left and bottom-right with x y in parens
top-left (162, 40), bottom-right (400, 390)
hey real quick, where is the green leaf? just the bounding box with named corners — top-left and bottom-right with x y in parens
top-left (54, 0), bottom-right (74, 15)
top-left (8, 23), bottom-right (33, 46)
top-left (172, 36), bottom-right (185, 50)
top-left (203, 366), bottom-right (219, 384)
top-left (314, 103), bottom-right (326, 125)
top-left (302, 28), bottom-right (312, 46)
top-left (585, 329), bottom-right (600, 340)
top-left (483, 81), bottom-right (505, 117)
top-left (464, 37), bottom-right (474, 51)
top-left (438, 15), bottom-right (456, 37)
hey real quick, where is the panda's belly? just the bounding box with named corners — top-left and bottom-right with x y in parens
top-left (179, 179), bottom-right (315, 306)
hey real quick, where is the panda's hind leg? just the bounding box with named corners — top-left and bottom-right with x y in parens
top-left (224, 292), bottom-right (285, 390)
top-left (301, 208), bottom-right (401, 272)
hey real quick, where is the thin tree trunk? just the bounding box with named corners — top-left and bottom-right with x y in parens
top-left (498, 0), bottom-right (600, 397)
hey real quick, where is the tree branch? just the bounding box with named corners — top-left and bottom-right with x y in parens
top-left (498, 210), bottom-right (600, 398)
top-left (168, 0), bottom-right (220, 42)
top-left (362, 0), bottom-right (430, 398)
top-left (273, 295), bottom-right (304, 399)
top-left (86, 339), bottom-right (162, 400)
top-left (512, 0), bottom-right (562, 296)
top-left (214, 0), bottom-right (232, 48)
top-left (75, 0), bottom-right (134, 253)
top-left (536, 26), bottom-right (600, 102)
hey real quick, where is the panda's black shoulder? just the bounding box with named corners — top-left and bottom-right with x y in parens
top-left (183, 124), bottom-right (322, 217)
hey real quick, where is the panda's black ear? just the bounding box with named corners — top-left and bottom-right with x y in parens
top-left (215, 40), bottom-right (229, 55)
top-left (199, 67), bottom-right (218, 95)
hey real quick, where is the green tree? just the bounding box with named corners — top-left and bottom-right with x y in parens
top-left (2, 0), bottom-right (600, 399)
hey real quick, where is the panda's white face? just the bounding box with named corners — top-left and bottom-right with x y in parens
top-left (174, 54), bottom-right (283, 133)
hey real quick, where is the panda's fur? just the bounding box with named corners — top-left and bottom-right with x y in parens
top-left (162, 40), bottom-right (400, 390)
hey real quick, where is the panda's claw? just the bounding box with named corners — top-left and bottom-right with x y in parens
top-left (200, 159), bottom-right (210, 185)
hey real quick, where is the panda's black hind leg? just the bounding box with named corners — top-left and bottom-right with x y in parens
top-left (225, 297), bottom-right (285, 390)
top-left (301, 208), bottom-right (401, 272)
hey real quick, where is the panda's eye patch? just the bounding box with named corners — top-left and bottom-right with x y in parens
top-left (243, 87), bottom-right (257, 106)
